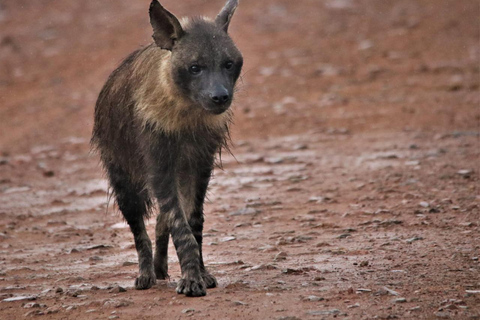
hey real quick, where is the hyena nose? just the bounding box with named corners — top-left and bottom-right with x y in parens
top-left (210, 87), bottom-right (230, 105)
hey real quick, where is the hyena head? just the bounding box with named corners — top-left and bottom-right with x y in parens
top-left (150, 0), bottom-right (243, 115)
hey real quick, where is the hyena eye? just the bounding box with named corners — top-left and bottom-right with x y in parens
top-left (225, 61), bottom-right (234, 70)
top-left (189, 64), bottom-right (202, 75)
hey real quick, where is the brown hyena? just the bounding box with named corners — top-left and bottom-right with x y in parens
top-left (91, 0), bottom-right (242, 297)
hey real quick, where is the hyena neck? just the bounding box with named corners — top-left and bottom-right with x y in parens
top-left (133, 45), bottom-right (232, 136)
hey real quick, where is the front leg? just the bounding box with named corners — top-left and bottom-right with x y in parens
top-left (185, 162), bottom-right (217, 289)
top-left (161, 197), bottom-right (206, 297)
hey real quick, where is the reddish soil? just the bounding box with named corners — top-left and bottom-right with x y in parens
top-left (0, 0), bottom-right (479, 319)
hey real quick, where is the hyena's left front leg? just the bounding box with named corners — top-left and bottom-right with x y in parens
top-left (186, 164), bottom-right (217, 289)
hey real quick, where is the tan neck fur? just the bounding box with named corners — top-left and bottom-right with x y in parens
top-left (132, 45), bottom-right (231, 135)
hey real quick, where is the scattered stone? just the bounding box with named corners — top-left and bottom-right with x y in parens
top-left (356, 288), bottom-right (371, 293)
top-left (306, 309), bottom-right (340, 316)
top-left (122, 261), bottom-right (137, 267)
top-left (419, 201), bottom-right (430, 208)
top-left (383, 286), bottom-right (399, 296)
top-left (274, 251), bottom-right (287, 261)
top-left (23, 302), bottom-right (42, 309)
top-left (393, 297), bottom-right (407, 303)
top-left (86, 244), bottom-right (113, 250)
top-left (303, 295), bottom-right (324, 302)
top-left (229, 207), bottom-right (259, 216)
top-left (465, 290), bottom-right (480, 294)
top-left (220, 236), bottom-right (236, 242)
top-left (359, 260), bottom-right (369, 267)
top-left (109, 286), bottom-right (127, 293)
top-left (233, 300), bottom-right (248, 306)
top-left (3, 295), bottom-right (36, 302)
top-left (457, 169), bottom-right (472, 178)
top-left (347, 303), bottom-right (360, 308)
top-left (182, 308), bottom-right (195, 314)
top-left (55, 287), bottom-right (63, 294)
top-left (406, 236), bottom-right (424, 243)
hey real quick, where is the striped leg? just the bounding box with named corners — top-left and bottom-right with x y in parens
top-left (107, 164), bottom-right (155, 290)
top-left (154, 212), bottom-right (169, 280)
top-left (161, 197), bottom-right (206, 297)
top-left (190, 165), bottom-right (217, 288)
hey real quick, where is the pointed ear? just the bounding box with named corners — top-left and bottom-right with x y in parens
top-left (149, 0), bottom-right (185, 50)
top-left (215, 0), bottom-right (239, 33)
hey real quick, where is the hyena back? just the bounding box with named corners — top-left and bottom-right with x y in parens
top-left (91, 0), bottom-right (242, 297)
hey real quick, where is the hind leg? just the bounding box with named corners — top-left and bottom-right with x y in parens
top-left (154, 212), bottom-right (169, 280)
top-left (107, 165), bottom-right (155, 290)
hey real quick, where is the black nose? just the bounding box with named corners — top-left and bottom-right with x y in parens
top-left (210, 87), bottom-right (230, 105)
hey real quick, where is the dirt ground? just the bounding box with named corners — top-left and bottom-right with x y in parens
top-left (0, 0), bottom-right (479, 319)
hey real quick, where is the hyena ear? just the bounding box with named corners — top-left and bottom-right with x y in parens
top-left (215, 0), bottom-right (239, 33)
top-left (149, 0), bottom-right (185, 50)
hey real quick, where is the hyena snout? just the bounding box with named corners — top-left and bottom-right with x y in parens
top-left (209, 86), bottom-right (230, 105)
top-left (205, 85), bottom-right (232, 114)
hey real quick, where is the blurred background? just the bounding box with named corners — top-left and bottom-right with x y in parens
top-left (0, 1), bottom-right (479, 319)
top-left (0, 0), bottom-right (478, 152)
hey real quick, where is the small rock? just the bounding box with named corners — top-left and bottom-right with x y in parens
top-left (383, 286), bottom-right (399, 296)
top-left (356, 288), bottom-right (372, 293)
top-left (419, 201), bottom-right (430, 208)
top-left (109, 286), bottom-right (127, 293)
top-left (220, 236), bottom-right (236, 242)
top-left (233, 300), bottom-right (248, 306)
top-left (306, 309), bottom-right (340, 316)
top-left (3, 296), bottom-right (36, 302)
top-left (394, 297), bottom-right (407, 303)
top-left (406, 236), bottom-right (424, 243)
top-left (229, 207), bottom-right (259, 216)
top-left (457, 169), bottom-right (472, 178)
top-left (122, 261), bottom-right (137, 266)
top-left (274, 251), bottom-right (287, 261)
top-left (182, 308), bottom-right (195, 314)
top-left (303, 295), bottom-right (324, 302)
top-left (347, 303), bottom-right (360, 309)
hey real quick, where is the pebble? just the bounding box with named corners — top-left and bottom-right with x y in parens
top-left (233, 300), bottom-right (248, 306)
top-left (406, 236), bottom-right (424, 243)
top-left (306, 309), bottom-right (340, 316)
top-left (419, 201), bottom-right (430, 208)
top-left (220, 236), bottom-right (236, 242)
top-left (457, 169), bottom-right (472, 178)
top-left (274, 251), bottom-right (288, 261)
top-left (182, 308), bottom-right (195, 314)
top-left (229, 207), bottom-right (259, 216)
top-left (394, 297), bottom-right (407, 303)
top-left (108, 286), bottom-right (127, 293)
top-left (2, 295), bottom-right (36, 302)
top-left (303, 295), bottom-right (324, 302)
top-left (383, 286), bottom-right (399, 296)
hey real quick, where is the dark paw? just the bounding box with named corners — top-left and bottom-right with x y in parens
top-left (134, 272), bottom-right (156, 290)
top-left (202, 272), bottom-right (217, 289)
top-left (176, 278), bottom-right (206, 297)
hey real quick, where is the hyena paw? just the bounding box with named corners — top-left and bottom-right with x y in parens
top-left (176, 277), bottom-right (206, 297)
top-left (134, 272), bottom-right (156, 290)
top-left (202, 272), bottom-right (217, 289)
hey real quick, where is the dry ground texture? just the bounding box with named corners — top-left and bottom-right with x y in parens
top-left (0, 0), bottom-right (479, 319)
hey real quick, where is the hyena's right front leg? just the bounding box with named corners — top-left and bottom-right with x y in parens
top-left (153, 170), bottom-right (206, 296)
top-left (159, 197), bottom-right (206, 297)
